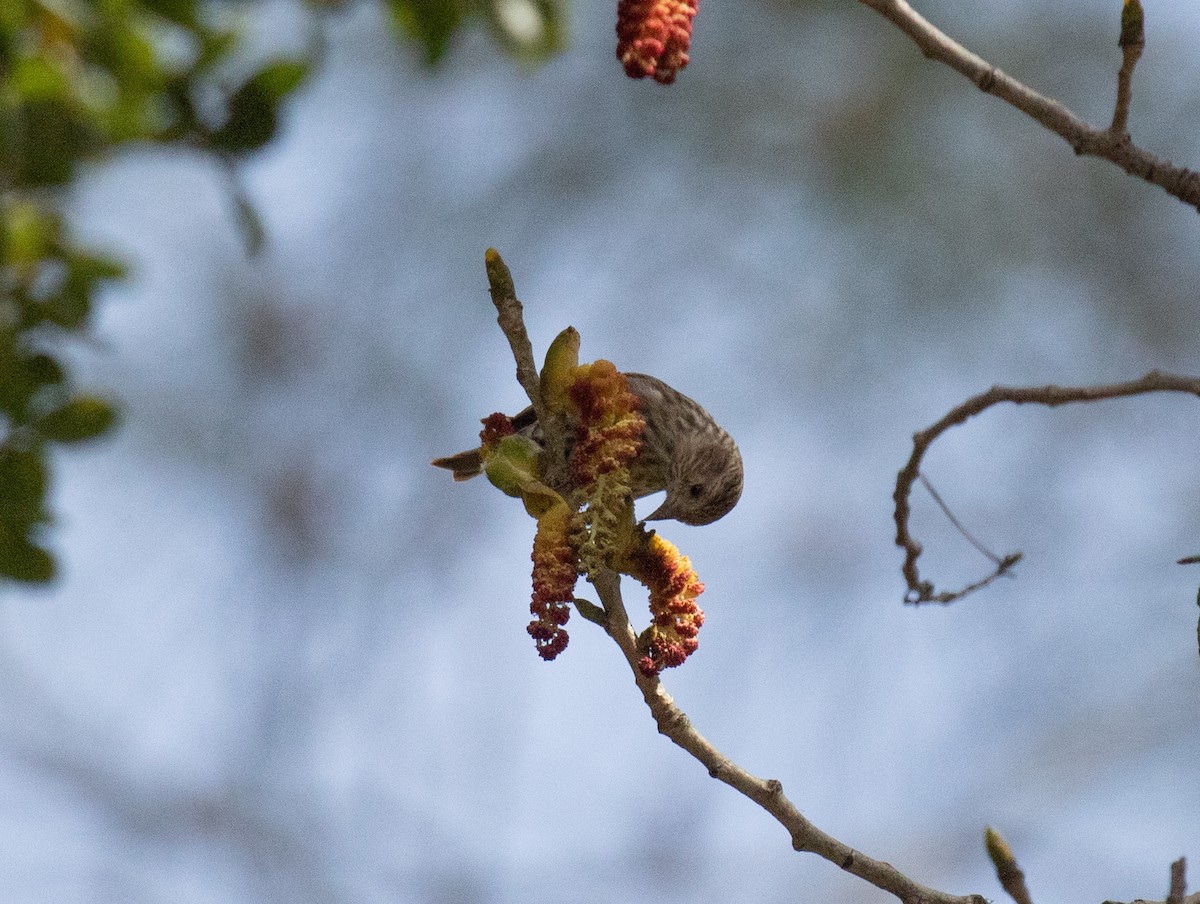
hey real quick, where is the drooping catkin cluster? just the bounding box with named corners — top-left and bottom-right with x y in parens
top-left (621, 528), bottom-right (705, 676)
top-left (567, 359), bottom-right (645, 575)
top-left (442, 326), bottom-right (709, 672)
top-left (528, 502), bottom-right (578, 660)
top-left (615, 0), bottom-right (698, 84)
top-left (525, 354), bottom-right (648, 660)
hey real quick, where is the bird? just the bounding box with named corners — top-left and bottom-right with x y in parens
top-left (432, 372), bottom-right (743, 526)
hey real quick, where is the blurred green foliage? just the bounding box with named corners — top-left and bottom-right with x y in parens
top-left (386, 0), bottom-right (565, 65)
top-left (0, 0), bottom-right (565, 583)
top-left (0, 195), bottom-right (125, 583)
top-left (0, 0), bottom-right (314, 583)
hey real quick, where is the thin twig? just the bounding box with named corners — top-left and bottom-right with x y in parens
top-left (484, 249), bottom-right (543, 416)
top-left (1183, 567), bottom-right (1200, 658)
top-left (214, 153), bottom-right (266, 256)
top-left (855, 0), bottom-right (1200, 212)
top-left (1173, 557), bottom-right (1200, 657)
top-left (1110, 0), bottom-right (1145, 135)
top-left (592, 566), bottom-right (987, 904)
top-left (895, 370), bottom-right (1200, 604)
top-left (483, 249), bottom-right (581, 495)
top-left (1167, 857), bottom-right (1187, 904)
top-left (909, 474), bottom-right (1022, 606)
top-left (918, 473), bottom-right (1002, 565)
top-left (985, 827), bottom-right (1035, 904)
top-left (903, 553), bottom-right (1023, 606)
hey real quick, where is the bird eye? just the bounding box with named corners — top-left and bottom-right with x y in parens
top-left (688, 483), bottom-right (704, 498)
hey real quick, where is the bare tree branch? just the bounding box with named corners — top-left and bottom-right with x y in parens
top-left (591, 566), bottom-right (987, 904)
top-left (855, 0), bottom-right (1200, 212)
top-left (479, 256), bottom-right (1197, 904)
top-left (1168, 857), bottom-right (1188, 904)
top-left (895, 370), bottom-right (1200, 604)
top-left (485, 248), bottom-right (543, 416)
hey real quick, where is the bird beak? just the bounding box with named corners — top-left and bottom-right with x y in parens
top-left (643, 495), bottom-right (677, 522)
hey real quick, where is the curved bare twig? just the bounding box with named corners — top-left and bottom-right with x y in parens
top-left (855, 0), bottom-right (1200, 212)
top-left (895, 370), bottom-right (1200, 604)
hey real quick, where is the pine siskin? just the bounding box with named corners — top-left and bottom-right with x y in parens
top-left (432, 373), bottom-right (743, 526)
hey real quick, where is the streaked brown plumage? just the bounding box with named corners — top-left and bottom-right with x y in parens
top-left (432, 373), bottom-right (743, 526)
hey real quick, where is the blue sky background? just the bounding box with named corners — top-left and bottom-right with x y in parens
top-left (4, 0), bottom-right (1200, 901)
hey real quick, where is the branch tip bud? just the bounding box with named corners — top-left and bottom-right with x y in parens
top-left (1119, 0), bottom-right (1144, 50)
top-left (541, 326), bottom-right (582, 414)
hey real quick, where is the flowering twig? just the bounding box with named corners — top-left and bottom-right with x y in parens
top-left (895, 370), bottom-right (1200, 605)
top-left (481, 251), bottom-right (987, 902)
top-left (855, 0), bottom-right (1200, 212)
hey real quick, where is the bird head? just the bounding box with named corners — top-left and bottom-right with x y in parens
top-left (644, 435), bottom-right (743, 526)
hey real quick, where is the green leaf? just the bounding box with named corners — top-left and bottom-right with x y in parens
top-left (3, 201), bottom-right (58, 265)
top-left (12, 56), bottom-right (73, 102)
top-left (540, 325), bottom-right (580, 413)
top-left (69, 251), bottom-right (127, 285)
top-left (0, 448), bottom-right (48, 527)
top-left (0, 348), bottom-right (30, 417)
top-left (207, 81), bottom-right (277, 152)
top-left (483, 434), bottom-right (543, 498)
top-left (88, 15), bottom-right (160, 84)
top-left (136, 0), bottom-right (200, 27)
top-left (39, 251), bottom-right (125, 329)
top-left (6, 100), bottom-right (97, 187)
top-left (388, 0), bottom-right (468, 65)
top-left (205, 59), bottom-right (308, 154)
top-left (0, 349), bottom-right (66, 418)
top-left (41, 283), bottom-right (92, 329)
top-left (23, 354), bottom-right (66, 387)
top-left (1120, 0), bottom-right (1145, 49)
top-left (155, 75), bottom-right (201, 141)
top-left (573, 597), bottom-right (608, 627)
top-left (195, 28), bottom-right (240, 70)
top-left (37, 396), bottom-right (118, 443)
top-left (252, 60), bottom-right (310, 100)
top-left (0, 536), bottom-right (56, 583)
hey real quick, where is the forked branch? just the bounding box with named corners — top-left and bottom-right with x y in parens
top-left (855, 0), bottom-right (1200, 212)
top-left (895, 370), bottom-right (1200, 604)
